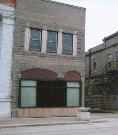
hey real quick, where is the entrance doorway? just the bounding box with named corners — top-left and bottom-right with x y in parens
top-left (37, 81), bottom-right (66, 107)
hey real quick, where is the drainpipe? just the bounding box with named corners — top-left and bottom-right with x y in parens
top-left (89, 49), bottom-right (91, 78)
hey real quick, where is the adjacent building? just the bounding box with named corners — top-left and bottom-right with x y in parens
top-left (85, 31), bottom-right (118, 111)
top-left (12, 0), bottom-right (86, 117)
top-left (0, 0), bottom-right (15, 118)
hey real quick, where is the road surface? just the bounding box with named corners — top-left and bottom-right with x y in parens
top-left (0, 118), bottom-right (118, 135)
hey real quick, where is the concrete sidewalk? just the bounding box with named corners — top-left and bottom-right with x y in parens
top-left (0, 113), bottom-right (117, 128)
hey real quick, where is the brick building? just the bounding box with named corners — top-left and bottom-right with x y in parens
top-left (0, 0), bottom-right (15, 118)
top-left (85, 31), bottom-right (118, 111)
top-left (12, 0), bottom-right (86, 117)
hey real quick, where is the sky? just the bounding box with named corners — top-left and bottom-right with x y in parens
top-left (53, 0), bottom-right (118, 51)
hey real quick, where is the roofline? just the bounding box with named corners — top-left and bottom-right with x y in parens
top-left (103, 31), bottom-right (118, 41)
top-left (85, 43), bottom-right (118, 57)
top-left (41, 0), bottom-right (86, 10)
top-left (85, 43), bottom-right (104, 55)
top-left (86, 31), bottom-right (118, 56)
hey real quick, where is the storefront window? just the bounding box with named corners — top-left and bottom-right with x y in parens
top-left (20, 80), bottom-right (80, 107)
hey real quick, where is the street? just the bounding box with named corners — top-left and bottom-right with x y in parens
top-left (0, 118), bottom-right (118, 135)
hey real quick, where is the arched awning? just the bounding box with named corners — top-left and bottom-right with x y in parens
top-left (64, 71), bottom-right (81, 81)
top-left (21, 69), bottom-right (57, 80)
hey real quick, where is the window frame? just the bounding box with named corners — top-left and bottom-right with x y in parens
top-left (107, 54), bottom-right (112, 68)
top-left (19, 80), bottom-right (37, 108)
top-left (62, 32), bottom-right (73, 55)
top-left (47, 30), bottom-right (58, 53)
top-left (29, 28), bottom-right (42, 52)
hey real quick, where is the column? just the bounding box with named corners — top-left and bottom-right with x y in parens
top-left (73, 33), bottom-right (77, 56)
top-left (24, 23), bottom-right (30, 51)
top-left (41, 29), bottom-right (47, 53)
top-left (0, 16), bottom-right (14, 118)
top-left (57, 29), bottom-right (63, 54)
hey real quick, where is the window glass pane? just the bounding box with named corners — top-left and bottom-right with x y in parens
top-left (93, 58), bottom-right (96, 70)
top-left (21, 87), bottom-right (36, 107)
top-left (67, 82), bottom-right (79, 87)
top-left (63, 33), bottom-right (73, 54)
top-left (108, 54), bottom-right (112, 62)
top-left (30, 29), bottom-right (41, 51)
top-left (21, 80), bottom-right (37, 87)
top-left (30, 40), bottom-right (40, 50)
top-left (67, 88), bottom-right (79, 106)
top-left (47, 31), bottom-right (57, 53)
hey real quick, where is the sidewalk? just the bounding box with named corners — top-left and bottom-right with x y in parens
top-left (0, 113), bottom-right (117, 128)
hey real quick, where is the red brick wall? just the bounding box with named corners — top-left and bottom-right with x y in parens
top-left (0, 0), bottom-right (16, 7)
top-left (18, 108), bottom-right (79, 117)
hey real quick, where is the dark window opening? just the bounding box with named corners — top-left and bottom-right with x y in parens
top-left (37, 81), bottom-right (66, 107)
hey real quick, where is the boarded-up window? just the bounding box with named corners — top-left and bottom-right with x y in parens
top-left (21, 80), bottom-right (37, 107)
top-left (67, 82), bottom-right (79, 106)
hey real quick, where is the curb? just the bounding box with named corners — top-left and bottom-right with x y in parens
top-left (0, 120), bottom-right (108, 128)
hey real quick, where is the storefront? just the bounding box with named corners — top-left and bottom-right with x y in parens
top-left (18, 69), bottom-right (82, 117)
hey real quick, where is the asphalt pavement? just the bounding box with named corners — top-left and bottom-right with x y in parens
top-left (0, 113), bottom-right (118, 135)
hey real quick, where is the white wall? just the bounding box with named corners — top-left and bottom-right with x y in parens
top-left (0, 4), bottom-right (14, 119)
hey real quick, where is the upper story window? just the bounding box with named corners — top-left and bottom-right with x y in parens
top-left (47, 31), bottom-right (57, 53)
top-left (62, 33), bottom-right (73, 55)
top-left (107, 54), bottom-right (112, 68)
top-left (93, 58), bottom-right (96, 70)
top-left (29, 28), bottom-right (41, 51)
top-left (25, 27), bottom-right (77, 55)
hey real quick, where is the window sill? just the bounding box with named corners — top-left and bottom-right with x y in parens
top-left (23, 50), bottom-right (77, 59)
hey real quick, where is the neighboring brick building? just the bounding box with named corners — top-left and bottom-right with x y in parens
top-left (0, 0), bottom-right (16, 6)
top-left (0, 0), bottom-right (15, 118)
top-left (85, 31), bottom-right (118, 111)
top-left (12, 0), bottom-right (86, 117)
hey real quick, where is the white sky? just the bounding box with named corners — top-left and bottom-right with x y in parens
top-left (53, 0), bottom-right (118, 51)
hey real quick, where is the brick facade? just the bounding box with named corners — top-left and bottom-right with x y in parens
top-left (12, 0), bottom-right (86, 117)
